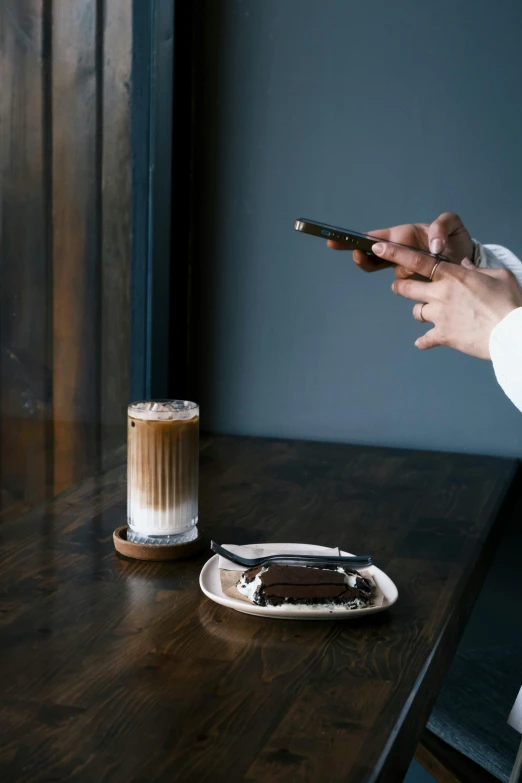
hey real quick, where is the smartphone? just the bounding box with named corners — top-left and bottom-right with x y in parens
top-left (294, 218), bottom-right (445, 260)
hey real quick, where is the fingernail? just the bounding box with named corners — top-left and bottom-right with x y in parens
top-left (461, 258), bottom-right (474, 269)
top-left (414, 339), bottom-right (420, 348)
top-left (372, 243), bottom-right (384, 256)
top-left (391, 282), bottom-right (396, 293)
top-left (430, 238), bottom-right (443, 255)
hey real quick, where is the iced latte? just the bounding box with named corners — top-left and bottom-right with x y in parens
top-left (127, 400), bottom-right (199, 544)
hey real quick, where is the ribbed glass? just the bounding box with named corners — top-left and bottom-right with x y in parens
top-left (127, 400), bottom-right (199, 544)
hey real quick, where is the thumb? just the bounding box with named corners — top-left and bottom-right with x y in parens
top-left (461, 258), bottom-right (476, 270)
top-left (461, 258), bottom-right (500, 277)
top-left (428, 212), bottom-right (463, 255)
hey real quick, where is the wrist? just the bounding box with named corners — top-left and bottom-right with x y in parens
top-left (491, 304), bottom-right (522, 333)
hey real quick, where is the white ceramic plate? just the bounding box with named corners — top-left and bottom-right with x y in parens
top-left (199, 543), bottom-right (398, 620)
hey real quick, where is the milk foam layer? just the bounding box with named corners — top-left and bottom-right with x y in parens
top-left (129, 400), bottom-right (198, 422)
top-left (128, 499), bottom-right (198, 535)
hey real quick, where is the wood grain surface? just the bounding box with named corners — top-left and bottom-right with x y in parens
top-left (0, 0), bottom-right (131, 519)
top-left (0, 435), bottom-right (518, 782)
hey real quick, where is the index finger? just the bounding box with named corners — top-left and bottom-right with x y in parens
top-left (372, 242), bottom-right (448, 280)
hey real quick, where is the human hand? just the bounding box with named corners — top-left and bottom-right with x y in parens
top-left (327, 212), bottom-right (473, 278)
top-left (371, 242), bottom-right (522, 360)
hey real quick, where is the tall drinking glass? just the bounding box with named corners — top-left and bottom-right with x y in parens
top-left (127, 400), bottom-right (199, 544)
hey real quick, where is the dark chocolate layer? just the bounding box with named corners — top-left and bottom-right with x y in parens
top-left (239, 564), bottom-right (373, 608)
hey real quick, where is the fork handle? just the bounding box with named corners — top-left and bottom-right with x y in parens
top-left (263, 554), bottom-right (372, 567)
top-left (210, 542), bottom-right (371, 568)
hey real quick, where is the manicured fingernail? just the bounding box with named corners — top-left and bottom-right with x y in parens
top-left (372, 243), bottom-right (384, 256)
top-left (430, 238), bottom-right (443, 255)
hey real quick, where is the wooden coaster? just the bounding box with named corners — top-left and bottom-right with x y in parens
top-left (113, 526), bottom-right (205, 561)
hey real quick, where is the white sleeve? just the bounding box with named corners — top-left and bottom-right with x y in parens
top-left (472, 242), bottom-right (522, 412)
top-left (473, 241), bottom-right (522, 289)
top-left (489, 307), bottom-right (522, 413)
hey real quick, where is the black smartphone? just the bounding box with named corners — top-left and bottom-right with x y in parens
top-left (294, 218), bottom-right (445, 261)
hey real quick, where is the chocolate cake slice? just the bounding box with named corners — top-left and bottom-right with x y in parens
top-left (236, 563), bottom-right (373, 609)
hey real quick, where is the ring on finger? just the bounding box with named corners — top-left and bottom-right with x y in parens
top-left (419, 303), bottom-right (427, 322)
top-left (429, 261), bottom-right (440, 281)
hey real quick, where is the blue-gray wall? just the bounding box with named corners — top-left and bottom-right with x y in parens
top-left (191, 0), bottom-right (522, 457)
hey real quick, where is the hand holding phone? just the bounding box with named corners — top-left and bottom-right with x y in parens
top-left (294, 217), bottom-right (450, 276)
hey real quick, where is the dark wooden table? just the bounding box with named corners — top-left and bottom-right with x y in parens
top-left (0, 436), bottom-right (518, 783)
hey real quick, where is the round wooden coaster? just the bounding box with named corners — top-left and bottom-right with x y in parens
top-left (113, 526), bottom-right (205, 561)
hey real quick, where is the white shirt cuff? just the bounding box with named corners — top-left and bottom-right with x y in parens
top-left (471, 239), bottom-right (488, 268)
top-left (472, 240), bottom-right (522, 290)
top-left (489, 307), bottom-right (522, 413)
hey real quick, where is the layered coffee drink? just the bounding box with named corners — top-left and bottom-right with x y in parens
top-left (127, 400), bottom-right (199, 544)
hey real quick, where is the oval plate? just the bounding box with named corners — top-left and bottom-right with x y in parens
top-left (199, 543), bottom-right (398, 620)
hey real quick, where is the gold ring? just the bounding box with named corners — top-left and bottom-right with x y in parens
top-left (419, 303), bottom-right (427, 322)
top-left (429, 260), bottom-right (440, 281)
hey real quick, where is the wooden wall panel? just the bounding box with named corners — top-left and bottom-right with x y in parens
top-left (52, 0), bottom-right (100, 493)
top-left (0, 0), bottom-right (51, 519)
top-left (0, 0), bottom-right (132, 517)
top-left (101, 0), bottom-right (132, 468)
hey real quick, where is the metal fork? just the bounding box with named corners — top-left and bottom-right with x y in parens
top-left (210, 541), bottom-right (372, 568)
